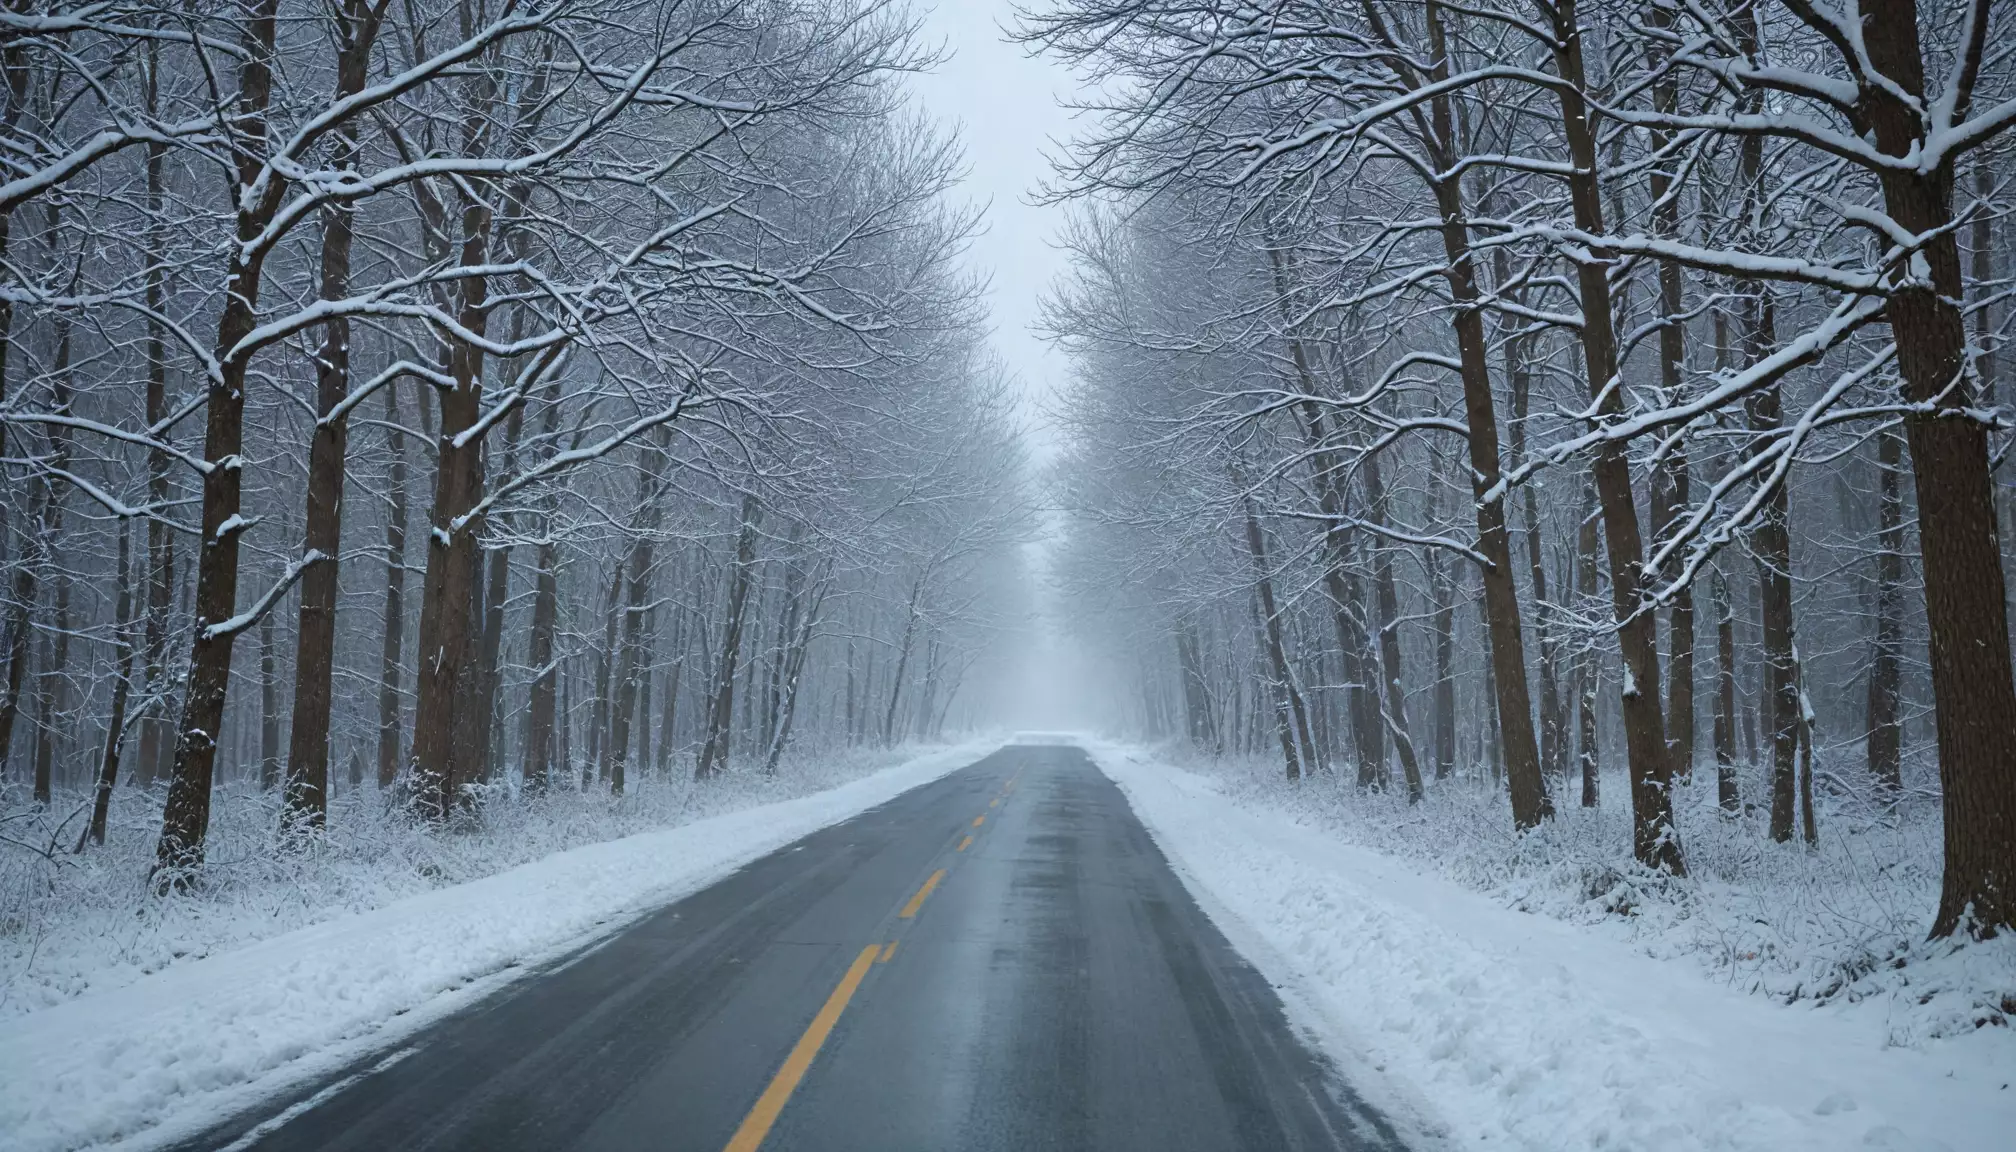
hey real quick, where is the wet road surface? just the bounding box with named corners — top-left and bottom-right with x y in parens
top-left (181, 744), bottom-right (1412, 1151)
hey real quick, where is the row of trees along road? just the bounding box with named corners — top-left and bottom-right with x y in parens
top-left (1026, 0), bottom-right (2016, 939)
top-left (0, 0), bottom-right (1031, 889)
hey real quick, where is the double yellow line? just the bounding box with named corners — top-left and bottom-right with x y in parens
top-left (720, 769), bottom-right (1022, 1152)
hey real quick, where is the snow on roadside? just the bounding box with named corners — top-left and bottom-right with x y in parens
top-left (1083, 741), bottom-right (2016, 1152)
top-left (0, 740), bottom-right (997, 1152)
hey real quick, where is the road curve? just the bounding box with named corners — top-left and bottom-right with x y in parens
top-left (180, 745), bottom-right (1412, 1151)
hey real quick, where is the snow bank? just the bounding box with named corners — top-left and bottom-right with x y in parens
top-left (1084, 741), bottom-right (2016, 1152)
top-left (0, 740), bottom-right (996, 1152)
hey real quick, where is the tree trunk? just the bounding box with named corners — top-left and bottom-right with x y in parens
top-left (28, 316), bottom-right (75, 804)
top-left (1365, 452), bottom-right (1424, 801)
top-left (696, 496), bottom-right (761, 780)
top-left (375, 383), bottom-right (410, 789)
top-left (1867, 426), bottom-right (1906, 794)
top-left (1713, 562), bottom-right (1740, 812)
top-left (1646, 0), bottom-right (1696, 784)
top-left (84, 526), bottom-right (139, 849)
top-left (406, 58), bottom-right (500, 818)
top-left (282, 8), bottom-right (378, 826)
top-left (259, 602), bottom-right (280, 792)
top-left (1576, 483), bottom-right (1602, 808)
top-left (764, 566), bottom-right (829, 775)
top-left (1427, 175), bottom-right (1547, 825)
top-left (605, 446), bottom-right (669, 794)
top-left (1552, 1), bottom-right (1678, 870)
top-left (881, 572), bottom-right (925, 748)
top-left (1241, 495), bottom-right (1311, 781)
top-left (587, 564), bottom-right (622, 783)
top-left (137, 42), bottom-right (176, 791)
top-left (155, 0), bottom-right (284, 879)
top-left (1741, 292), bottom-right (1801, 845)
top-left (471, 404), bottom-right (525, 787)
top-left (519, 391), bottom-right (568, 790)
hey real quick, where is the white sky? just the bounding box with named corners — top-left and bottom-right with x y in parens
top-left (906, 0), bottom-right (1080, 455)
top-left (902, 3), bottom-right (1112, 728)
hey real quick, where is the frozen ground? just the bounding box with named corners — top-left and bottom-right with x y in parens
top-left (0, 740), bottom-right (994, 1152)
top-left (1084, 740), bottom-right (2016, 1152)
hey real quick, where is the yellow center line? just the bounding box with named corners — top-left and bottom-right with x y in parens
top-left (721, 944), bottom-right (880, 1152)
top-left (971, 815), bottom-right (985, 828)
top-left (956, 834), bottom-right (973, 852)
top-left (898, 869), bottom-right (946, 919)
top-left (877, 941), bottom-right (897, 963)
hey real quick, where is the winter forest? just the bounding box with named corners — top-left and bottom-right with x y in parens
top-left (3, 0), bottom-right (2016, 1122)
top-left (1030, 0), bottom-right (2016, 954)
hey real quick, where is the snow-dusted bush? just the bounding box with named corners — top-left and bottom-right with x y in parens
top-left (0, 744), bottom-right (937, 1019)
top-left (1160, 745), bottom-right (2015, 1044)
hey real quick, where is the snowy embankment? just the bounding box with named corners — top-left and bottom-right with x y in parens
top-left (1085, 742), bottom-right (2016, 1152)
top-left (0, 740), bottom-right (996, 1152)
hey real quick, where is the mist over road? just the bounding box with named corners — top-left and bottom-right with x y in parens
top-left (181, 745), bottom-right (1408, 1152)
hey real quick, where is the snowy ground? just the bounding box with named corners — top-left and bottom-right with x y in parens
top-left (1084, 740), bottom-right (2016, 1152)
top-left (0, 740), bottom-right (995, 1152)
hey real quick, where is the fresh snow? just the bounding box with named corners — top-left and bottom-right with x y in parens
top-left (1082, 740), bottom-right (2016, 1152)
top-left (0, 740), bottom-right (995, 1152)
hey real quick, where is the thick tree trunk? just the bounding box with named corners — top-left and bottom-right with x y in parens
top-left (407, 191), bottom-right (494, 816)
top-left (282, 19), bottom-right (373, 826)
top-left (1855, 0), bottom-right (2016, 935)
top-left (1552, 3), bottom-right (1678, 870)
top-left (156, 0), bottom-right (285, 881)
top-left (1429, 173), bottom-right (1548, 826)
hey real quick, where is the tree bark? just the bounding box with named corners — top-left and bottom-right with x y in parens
top-left (136, 41), bottom-right (176, 791)
top-left (1576, 483), bottom-right (1602, 808)
top-left (259, 603), bottom-right (280, 792)
top-left (282, 3), bottom-right (382, 827)
top-left (156, 0), bottom-right (309, 881)
top-left (1867, 426), bottom-right (1906, 794)
top-left (407, 187), bottom-right (495, 817)
top-left (1853, 0), bottom-right (2016, 935)
top-left (1713, 562), bottom-right (1740, 812)
top-left (1551, 0), bottom-right (1678, 870)
top-left (375, 383), bottom-right (410, 789)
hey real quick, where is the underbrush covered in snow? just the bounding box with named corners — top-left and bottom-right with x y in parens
top-left (0, 742), bottom-right (952, 1020)
top-left (1087, 743), bottom-right (2015, 1152)
top-left (1151, 743), bottom-right (2015, 1045)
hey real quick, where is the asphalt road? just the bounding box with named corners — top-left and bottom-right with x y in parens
top-left (184, 744), bottom-right (1412, 1152)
